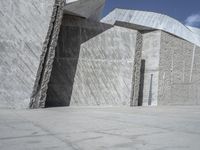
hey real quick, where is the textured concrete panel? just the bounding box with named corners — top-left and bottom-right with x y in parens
top-left (46, 15), bottom-right (139, 107)
top-left (0, 0), bottom-right (55, 109)
top-left (30, 0), bottom-right (65, 109)
top-left (141, 30), bottom-right (161, 106)
top-left (71, 26), bottom-right (140, 106)
top-left (0, 0), bottom-right (106, 109)
top-left (158, 31), bottom-right (200, 105)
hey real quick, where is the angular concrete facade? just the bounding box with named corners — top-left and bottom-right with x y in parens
top-left (102, 9), bottom-right (200, 106)
top-left (0, 0), bottom-right (106, 109)
top-left (1, 1), bottom-right (200, 109)
top-left (45, 15), bottom-right (142, 107)
top-left (0, 0), bottom-right (56, 109)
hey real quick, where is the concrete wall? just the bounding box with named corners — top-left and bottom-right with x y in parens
top-left (141, 30), bottom-right (161, 106)
top-left (2, 0), bottom-right (199, 108)
top-left (71, 24), bottom-right (141, 106)
top-left (0, 0), bottom-right (55, 109)
top-left (46, 15), bottom-right (140, 107)
top-left (141, 30), bottom-right (200, 106)
top-left (46, 15), bottom-right (112, 107)
top-left (158, 31), bottom-right (200, 105)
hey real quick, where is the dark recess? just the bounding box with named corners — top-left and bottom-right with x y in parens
top-left (138, 59), bottom-right (145, 106)
top-left (45, 15), bottom-right (112, 107)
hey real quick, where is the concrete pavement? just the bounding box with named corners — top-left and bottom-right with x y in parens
top-left (0, 106), bottom-right (200, 150)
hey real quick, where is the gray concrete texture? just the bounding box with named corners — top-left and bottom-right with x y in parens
top-left (30, 0), bottom-right (106, 109)
top-left (158, 31), bottom-right (200, 105)
top-left (46, 15), bottom-right (142, 107)
top-left (0, 0), bottom-right (55, 109)
top-left (0, 0), bottom-right (106, 109)
top-left (32, 20), bottom-right (200, 107)
top-left (141, 30), bottom-right (200, 106)
top-left (141, 30), bottom-right (161, 106)
top-left (1, 0), bottom-right (200, 108)
top-left (0, 106), bottom-right (200, 150)
top-left (29, 0), bottom-right (65, 109)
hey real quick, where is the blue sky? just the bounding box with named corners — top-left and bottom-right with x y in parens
top-left (102, 0), bottom-right (200, 28)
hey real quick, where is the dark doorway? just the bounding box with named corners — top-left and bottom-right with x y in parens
top-left (138, 59), bottom-right (145, 106)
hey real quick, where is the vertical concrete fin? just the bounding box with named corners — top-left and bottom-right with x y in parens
top-left (130, 32), bottom-right (143, 106)
top-left (30, 0), bottom-right (65, 109)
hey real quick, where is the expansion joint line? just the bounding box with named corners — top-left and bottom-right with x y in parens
top-left (29, 0), bottom-right (65, 109)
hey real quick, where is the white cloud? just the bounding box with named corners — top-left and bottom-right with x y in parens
top-left (185, 12), bottom-right (200, 27)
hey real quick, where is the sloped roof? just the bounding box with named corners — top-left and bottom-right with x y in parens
top-left (101, 8), bottom-right (200, 47)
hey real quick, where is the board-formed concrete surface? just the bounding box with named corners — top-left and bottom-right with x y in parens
top-left (0, 0), bottom-right (55, 109)
top-left (1, 2), bottom-right (200, 109)
top-left (0, 106), bottom-right (200, 150)
top-left (45, 15), bottom-right (142, 107)
top-left (0, 0), bottom-right (106, 109)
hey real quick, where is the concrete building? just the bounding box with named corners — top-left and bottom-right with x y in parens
top-left (0, 0), bottom-right (200, 109)
top-left (0, 0), bottom-right (105, 109)
top-left (102, 9), bottom-right (200, 106)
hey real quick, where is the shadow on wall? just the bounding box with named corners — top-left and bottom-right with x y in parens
top-left (138, 59), bottom-right (145, 106)
top-left (45, 15), bottom-right (112, 108)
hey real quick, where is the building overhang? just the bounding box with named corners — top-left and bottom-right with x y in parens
top-left (101, 8), bottom-right (200, 47)
top-left (64, 0), bottom-right (105, 21)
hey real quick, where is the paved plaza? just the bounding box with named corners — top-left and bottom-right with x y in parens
top-left (0, 106), bottom-right (200, 150)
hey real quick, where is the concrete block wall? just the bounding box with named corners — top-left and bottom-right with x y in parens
top-left (0, 0), bottom-right (55, 109)
top-left (158, 31), bottom-right (200, 105)
top-left (46, 15), bottom-right (140, 107)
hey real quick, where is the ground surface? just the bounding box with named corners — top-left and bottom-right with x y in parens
top-left (0, 106), bottom-right (200, 150)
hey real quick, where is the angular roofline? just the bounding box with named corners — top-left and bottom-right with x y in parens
top-left (101, 8), bottom-right (200, 47)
